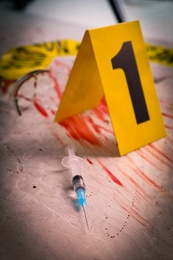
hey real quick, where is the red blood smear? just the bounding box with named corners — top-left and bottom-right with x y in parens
top-left (97, 125), bottom-right (113, 134)
top-left (162, 112), bottom-right (173, 119)
top-left (87, 158), bottom-right (93, 164)
top-left (165, 124), bottom-right (173, 129)
top-left (86, 116), bottom-right (113, 134)
top-left (57, 103), bottom-right (112, 146)
top-left (120, 203), bottom-right (150, 227)
top-left (144, 147), bottom-right (173, 169)
top-left (50, 109), bottom-right (56, 115)
top-left (49, 72), bottom-right (62, 99)
top-left (34, 80), bottom-right (37, 88)
top-left (17, 94), bottom-right (32, 102)
top-left (86, 116), bottom-right (102, 134)
top-left (52, 133), bottom-right (65, 146)
top-left (97, 160), bottom-right (123, 186)
top-left (59, 115), bottom-right (100, 145)
top-left (55, 59), bottom-right (71, 73)
top-left (33, 99), bottom-right (48, 118)
top-left (137, 149), bottom-right (162, 170)
top-left (127, 156), bottom-right (161, 190)
top-left (149, 143), bottom-right (173, 163)
top-left (0, 79), bottom-right (16, 93)
top-left (118, 167), bottom-right (146, 194)
top-left (99, 97), bottom-right (109, 113)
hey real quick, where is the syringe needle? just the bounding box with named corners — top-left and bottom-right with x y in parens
top-left (82, 205), bottom-right (89, 231)
top-left (61, 146), bottom-right (89, 231)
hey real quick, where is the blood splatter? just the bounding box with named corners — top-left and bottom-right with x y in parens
top-left (97, 160), bottom-right (123, 186)
top-left (87, 158), bottom-right (93, 164)
top-left (149, 143), bottom-right (173, 163)
top-left (49, 72), bottom-right (62, 99)
top-left (162, 112), bottom-right (173, 119)
top-left (86, 116), bottom-right (102, 135)
top-left (126, 156), bottom-right (162, 190)
top-left (4, 143), bottom-right (23, 173)
top-left (0, 79), bottom-right (16, 93)
top-left (59, 115), bottom-right (101, 145)
top-left (54, 59), bottom-right (71, 73)
top-left (138, 147), bottom-right (173, 171)
top-left (17, 93), bottom-right (32, 102)
top-left (165, 124), bottom-right (173, 129)
top-left (117, 167), bottom-right (146, 194)
top-left (33, 99), bottom-right (48, 118)
top-left (137, 149), bottom-right (167, 171)
top-left (34, 79), bottom-right (37, 88)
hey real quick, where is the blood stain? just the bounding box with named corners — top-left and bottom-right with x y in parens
top-left (162, 112), bottom-right (173, 119)
top-left (86, 158), bottom-right (93, 164)
top-left (149, 143), bottom-right (173, 163)
top-left (59, 115), bottom-right (101, 145)
top-left (97, 160), bottom-right (123, 186)
top-left (33, 99), bottom-right (48, 118)
top-left (49, 72), bottom-right (62, 99)
top-left (34, 80), bottom-right (37, 88)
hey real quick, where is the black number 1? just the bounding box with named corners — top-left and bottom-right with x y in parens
top-left (111, 41), bottom-right (150, 124)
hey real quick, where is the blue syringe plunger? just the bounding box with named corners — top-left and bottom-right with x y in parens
top-left (76, 189), bottom-right (86, 206)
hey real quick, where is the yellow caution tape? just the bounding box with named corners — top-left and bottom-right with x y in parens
top-left (145, 43), bottom-right (173, 67)
top-left (0, 39), bottom-right (172, 81)
top-left (0, 39), bottom-right (80, 80)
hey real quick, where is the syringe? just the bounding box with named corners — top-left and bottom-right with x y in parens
top-left (61, 146), bottom-right (89, 230)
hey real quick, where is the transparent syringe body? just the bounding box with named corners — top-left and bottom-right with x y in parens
top-left (72, 175), bottom-right (86, 206)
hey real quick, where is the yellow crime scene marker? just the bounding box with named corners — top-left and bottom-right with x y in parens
top-left (54, 20), bottom-right (166, 156)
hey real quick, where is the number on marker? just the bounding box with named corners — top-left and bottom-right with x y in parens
top-left (111, 41), bottom-right (150, 124)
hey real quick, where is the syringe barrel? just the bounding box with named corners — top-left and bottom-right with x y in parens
top-left (61, 147), bottom-right (84, 177)
top-left (65, 146), bottom-right (81, 177)
top-left (69, 158), bottom-right (81, 177)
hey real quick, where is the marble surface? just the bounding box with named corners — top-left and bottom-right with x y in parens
top-left (0, 1), bottom-right (173, 259)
